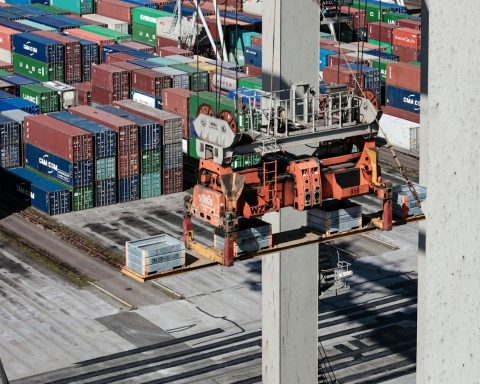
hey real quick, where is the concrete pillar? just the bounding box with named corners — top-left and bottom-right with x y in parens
top-left (262, 209), bottom-right (318, 384)
top-left (418, 1), bottom-right (480, 383)
top-left (260, 2), bottom-right (319, 382)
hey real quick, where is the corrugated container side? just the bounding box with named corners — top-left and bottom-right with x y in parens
top-left (162, 166), bottom-right (182, 195)
top-left (118, 175), bottom-right (140, 202)
top-left (95, 178), bottom-right (117, 206)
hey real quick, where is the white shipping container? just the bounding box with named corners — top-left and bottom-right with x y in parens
top-left (242, 0), bottom-right (262, 15)
top-left (0, 48), bottom-right (11, 63)
top-left (377, 113), bottom-right (420, 153)
top-left (82, 14), bottom-right (129, 34)
top-left (132, 91), bottom-right (156, 109)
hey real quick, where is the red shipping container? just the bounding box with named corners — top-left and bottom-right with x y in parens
top-left (156, 36), bottom-right (178, 50)
top-left (322, 66), bottom-right (365, 92)
top-left (74, 82), bottom-right (92, 106)
top-left (68, 14), bottom-right (108, 28)
top-left (162, 88), bottom-right (191, 137)
top-left (92, 85), bottom-right (129, 105)
top-left (113, 100), bottom-right (183, 145)
top-left (92, 64), bottom-right (130, 91)
top-left (386, 62), bottom-right (420, 92)
top-left (157, 46), bottom-right (193, 58)
top-left (396, 18), bottom-right (421, 31)
top-left (382, 105), bottom-right (420, 124)
top-left (367, 22), bottom-right (397, 45)
top-left (24, 115), bottom-right (93, 162)
top-left (340, 6), bottom-right (366, 30)
top-left (251, 35), bottom-right (262, 46)
top-left (392, 27), bottom-right (421, 50)
top-left (105, 52), bottom-right (138, 64)
top-left (69, 106), bottom-right (139, 177)
top-left (0, 26), bottom-right (18, 50)
top-left (120, 41), bottom-right (156, 54)
top-left (392, 45), bottom-right (420, 62)
top-left (65, 29), bottom-right (115, 63)
top-left (162, 167), bottom-right (183, 195)
top-left (0, 60), bottom-right (13, 72)
top-left (111, 61), bottom-right (144, 75)
top-left (96, 0), bottom-right (137, 23)
top-left (32, 31), bottom-right (82, 84)
top-left (132, 69), bottom-right (172, 97)
top-left (244, 64), bottom-right (262, 77)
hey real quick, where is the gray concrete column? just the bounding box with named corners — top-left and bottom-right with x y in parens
top-left (418, 1), bottom-right (480, 383)
top-left (262, 209), bottom-right (318, 384)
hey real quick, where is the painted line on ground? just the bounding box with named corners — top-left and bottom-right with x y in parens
top-left (88, 281), bottom-right (137, 310)
top-left (150, 280), bottom-right (185, 300)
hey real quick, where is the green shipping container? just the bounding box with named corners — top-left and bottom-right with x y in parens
top-left (132, 7), bottom-right (172, 29)
top-left (238, 77), bottom-right (262, 91)
top-left (0, 69), bottom-right (11, 77)
top-left (96, 157), bottom-right (116, 181)
top-left (50, 0), bottom-right (94, 14)
top-left (80, 25), bottom-right (132, 43)
top-left (171, 64), bottom-right (209, 92)
top-left (383, 12), bottom-right (413, 24)
top-left (72, 186), bottom-right (94, 211)
top-left (20, 84), bottom-right (59, 113)
top-left (188, 137), bottom-right (199, 159)
top-left (231, 153), bottom-right (262, 169)
top-left (350, 2), bottom-right (394, 22)
top-left (367, 39), bottom-right (393, 54)
top-left (141, 172), bottom-right (162, 199)
top-left (13, 53), bottom-right (64, 82)
top-left (146, 57), bottom-right (180, 66)
top-left (371, 58), bottom-right (394, 82)
top-left (141, 150), bottom-right (161, 173)
top-left (132, 24), bottom-right (156, 47)
top-left (29, 4), bottom-right (72, 15)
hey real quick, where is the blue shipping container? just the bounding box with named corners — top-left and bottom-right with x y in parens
top-left (385, 85), bottom-right (420, 114)
top-left (14, 5), bottom-right (54, 16)
top-left (1, 74), bottom-right (38, 94)
top-left (25, 143), bottom-right (94, 188)
top-left (126, 50), bottom-right (155, 60)
top-left (320, 48), bottom-right (338, 70)
top-left (244, 46), bottom-right (262, 68)
top-left (119, 176), bottom-right (140, 203)
top-left (30, 16), bottom-right (76, 31)
top-left (364, 50), bottom-right (400, 61)
top-left (0, 19), bottom-right (35, 31)
top-left (128, 59), bottom-right (162, 69)
top-left (0, 115), bottom-right (20, 146)
top-left (0, 90), bottom-right (15, 100)
top-left (49, 112), bottom-right (117, 159)
top-left (49, 15), bottom-right (89, 27)
top-left (4, 167), bottom-right (71, 215)
top-left (0, 98), bottom-right (40, 115)
top-left (131, 90), bottom-right (162, 109)
top-left (96, 105), bottom-right (161, 151)
top-left (102, 44), bottom-right (133, 63)
top-left (12, 33), bottom-right (64, 64)
top-left (121, 0), bottom-right (158, 8)
top-left (95, 179), bottom-right (117, 207)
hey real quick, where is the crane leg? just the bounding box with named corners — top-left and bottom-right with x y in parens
top-left (223, 235), bottom-right (235, 267)
top-left (183, 195), bottom-right (193, 244)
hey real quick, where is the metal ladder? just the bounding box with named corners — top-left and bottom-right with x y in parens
top-left (263, 161), bottom-right (278, 205)
top-left (318, 341), bottom-right (338, 384)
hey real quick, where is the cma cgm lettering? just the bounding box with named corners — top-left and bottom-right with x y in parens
top-left (385, 85), bottom-right (420, 114)
top-left (25, 143), bottom-right (93, 188)
top-left (12, 33), bottom-right (64, 64)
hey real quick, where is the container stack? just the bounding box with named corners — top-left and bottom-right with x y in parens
top-left (0, 115), bottom-right (21, 169)
top-left (392, 27), bottom-right (421, 63)
top-left (49, 112), bottom-right (118, 207)
top-left (162, 87), bottom-right (192, 156)
top-left (12, 33), bottom-right (64, 82)
top-left (113, 99), bottom-right (183, 195)
top-left (19, 84), bottom-right (59, 113)
top-left (24, 115), bottom-right (95, 211)
top-left (96, 105), bottom-right (162, 199)
top-left (384, 62), bottom-right (420, 123)
top-left (125, 234), bottom-right (185, 277)
top-left (91, 63), bottom-right (130, 105)
top-left (69, 106), bottom-right (140, 203)
top-left (131, 7), bottom-right (170, 47)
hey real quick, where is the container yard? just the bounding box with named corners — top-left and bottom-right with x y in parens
top-left (0, 0), bottom-right (477, 384)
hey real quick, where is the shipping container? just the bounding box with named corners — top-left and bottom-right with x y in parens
top-left (0, 113), bottom-right (20, 144)
top-left (164, 55), bottom-right (194, 64)
top-left (96, 0), bottom-right (137, 24)
top-left (29, 4), bottom-right (71, 16)
top-left (80, 24), bottom-right (132, 43)
top-left (24, 143), bottom-right (93, 188)
top-left (64, 35), bottom-right (99, 82)
top-left (244, 45), bottom-right (261, 68)
top-left (131, 89), bottom-right (162, 109)
top-left (170, 63), bottom-right (209, 92)
top-left (210, 68), bottom-right (250, 93)
top-left (82, 14), bottom-right (129, 34)
top-left (69, 105), bottom-right (139, 177)
top-left (67, 13), bottom-right (108, 28)
top-left (157, 46), bottom-right (193, 58)
top-left (128, 59), bottom-right (162, 69)
top-left (49, 111), bottom-right (117, 159)
top-left (17, 19), bottom-right (58, 32)
top-left (95, 178), bottom-right (116, 206)
top-left (377, 112), bottom-right (419, 153)
top-left (132, 7), bottom-right (171, 28)
top-left (12, 32), bottom-right (64, 64)
top-left (73, 82), bottom-right (92, 106)
top-left (322, 66), bottom-right (365, 92)
top-left (0, 86), bottom-right (15, 97)
top-left (162, 166), bottom-right (182, 194)
top-left (163, 142), bottom-right (182, 170)
top-left (101, 43), bottom-right (134, 63)
top-left (71, 186), bottom-right (94, 211)
top-left (368, 22), bottom-right (397, 45)
top-left (385, 85), bottom-right (420, 114)
top-left (132, 24), bottom-right (156, 46)
top-left (12, 53), bottom-right (64, 82)
top-left (161, 87), bottom-right (190, 137)
top-left (146, 56), bottom-right (179, 67)
top-left (64, 28), bottom-right (115, 63)
top-left (392, 27), bottom-right (421, 50)
top-left (0, 26), bottom-right (19, 51)
top-left (24, 114), bottom-right (93, 162)
top-left (50, 0), bottom-right (94, 15)
top-left (132, 68), bottom-right (172, 97)
top-left (105, 52), bottom-right (138, 64)
top-left (341, 63), bottom-right (381, 100)
top-left (29, 15), bottom-right (79, 31)
top-left (118, 175), bottom-right (140, 202)
top-left (113, 99), bottom-right (182, 145)
top-left (386, 62), bottom-right (420, 92)
top-left (43, 81), bottom-right (78, 110)
top-left (92, 85), bottom-right (129, 105)
top-left (382, 104), bottom-right (419, 123)
top-left (392, 44), bottom-right (420, 62)
top-left (95, 156), bottom-right (116, 180)
top-left (140, 171), bottom-right (161, 198)
top-left (92, 63), bottom-right (130, 91)
top-left (367, 39), bottom-right (393, 53)
top-left (2, 166), bottom-right (71, 215)
top-left (0, 97), bottom-right (40, 114)
top-left (20, 83), bottom-right (59, 113)
top-left (152, 66), bottom-right (189, 90)
top-left (371, 58), bottom-right (395, 82)
top-left (120, 41), bottom-right (156, 54)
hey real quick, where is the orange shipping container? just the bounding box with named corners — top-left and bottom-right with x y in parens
top-left (0, 26), bottom-right (18, 51)
top-left (392, 27), bottom-right (421, 50)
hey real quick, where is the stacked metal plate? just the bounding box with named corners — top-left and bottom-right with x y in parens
top-left (392, 183), bottom-right (427, 218)
top-left (125, 234), bottom-right (185, 276)
top-left (214, 218), bottom-right (272, 256)
top-left (307, 199), bottom-right (362, 234)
